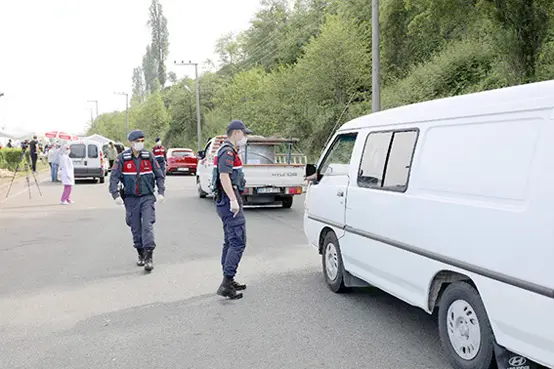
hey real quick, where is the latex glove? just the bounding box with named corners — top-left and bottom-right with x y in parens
top-left (157, 194), bottom-right (165, 203)
top-left (115, 197), bottom-right (123, 206)
top-left (230, 199), bottom-right (240, 217)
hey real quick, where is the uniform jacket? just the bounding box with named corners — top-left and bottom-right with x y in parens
top-left (152, 145), bottom-right (166, 163)
top-left (109, 149), bottom-right (165, 199)
top-left (212, 140), bottom-right (246, 195)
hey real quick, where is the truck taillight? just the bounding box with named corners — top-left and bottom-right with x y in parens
top-left (287, 187), bottom-right (302, 195)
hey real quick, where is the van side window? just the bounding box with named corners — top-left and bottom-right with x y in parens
top-left (319, 133), bottom-right (358, 176)
top-left (358, 129), bottom-right (418, 192)
top-left (88, 144), bottom-right (99, 159)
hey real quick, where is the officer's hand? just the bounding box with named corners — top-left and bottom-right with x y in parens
top-left (157, 194), bottom-right (165, 203)
top-left (115, 197), bottom-right (123, 206)
top-left (230, 199), bottom-right (240, 217)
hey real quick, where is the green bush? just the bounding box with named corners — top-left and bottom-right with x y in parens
top-left (382, 39), bottom-right (497, 109)
top-left (0, 148), bottom-right (26, 171)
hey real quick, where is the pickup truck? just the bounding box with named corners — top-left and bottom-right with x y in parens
top-left (196, 135), bottom-right (307, 208)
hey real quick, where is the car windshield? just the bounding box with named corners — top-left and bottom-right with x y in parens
top-left (171, 151), bottom-right (193, 157)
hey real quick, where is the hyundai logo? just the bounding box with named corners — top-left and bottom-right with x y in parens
top-left (508, 356), bottom-right (527, 366)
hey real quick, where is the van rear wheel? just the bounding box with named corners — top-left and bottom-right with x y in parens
top-left (438, 282), bottom-right (495, 369)
top-left (322, 232), bottom-right (348, 293)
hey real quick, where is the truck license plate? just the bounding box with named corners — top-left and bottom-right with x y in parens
top-left (258, 187), bottom-right (280, 194)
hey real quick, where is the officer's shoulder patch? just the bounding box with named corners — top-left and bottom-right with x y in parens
top-left (226, 151), bottom-right (234, 156)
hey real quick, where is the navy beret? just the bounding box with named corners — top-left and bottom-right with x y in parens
top-left (127, 130), bottom-right (145, 141)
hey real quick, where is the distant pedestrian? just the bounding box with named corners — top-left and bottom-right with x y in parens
top-left (107, 142), bottom-right (117, 170)
top-left (212, 120), bottom-right (251, 300)
top-left (109, 130), bottom-right (166, 272)
top-left (29, 136), bottom-right (38, 172)
top-left (152, 137), bottom-right (167, 175)
top-left (49, 144), bottom-right (61, 182)
top-left (60, 145), bottom-right (75, 205)
top-left (6, 139), bottom-right (12, 148)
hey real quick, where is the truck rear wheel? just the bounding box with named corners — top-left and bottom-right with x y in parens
top-left (197, 177), bottom-right (207, 198)
top-left (282, 196), bottom-right (293, 208)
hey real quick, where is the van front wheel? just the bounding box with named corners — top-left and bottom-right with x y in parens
top-left (438, 282), bottom-right (495, 369)
top-left (322, 232), bottom-right (347, 293)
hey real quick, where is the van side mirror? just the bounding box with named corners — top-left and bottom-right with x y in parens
top-left (305, 164), bottom-right (317, 177)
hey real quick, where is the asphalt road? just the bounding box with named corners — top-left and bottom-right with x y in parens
top-left (0, 174), bottom-right (450, 369)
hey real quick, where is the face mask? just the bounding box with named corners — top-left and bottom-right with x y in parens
top-left (133, 142), bottom-right (144, 151)
top-left (237, 136), bottom-right (248, 147)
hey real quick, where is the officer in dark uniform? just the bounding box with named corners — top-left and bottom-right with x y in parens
top-left (212, 120), bottom-right (251, 299)
top-left (152, 137), bottom-right (167, 175)
top-left (109, 130), bottom-right (166, 272)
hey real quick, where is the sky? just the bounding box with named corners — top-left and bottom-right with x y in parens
top-left (0, 0), bottom-right (262, 137)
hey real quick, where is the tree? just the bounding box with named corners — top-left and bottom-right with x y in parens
top-left (132, 67), bottom-right (145, 103)
top-left (167, 71), bottom-right (178, 84)
top-left (148, 0), bottom-right (170, 87)
top-left (142, 45), bottom-right (157, 94)
top-left (479, 0), bottom-right (553, 84)
top-left (215, 32), bottom-right (243, 66)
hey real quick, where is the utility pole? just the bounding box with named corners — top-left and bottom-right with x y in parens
top-left (372, 0), bottom-right (381, 113)
top-left (174, 60), bottom-right (202, 151)
top-left (87, 99), bottom-right (99, 118)
top-left (114, 92), bottom-right (129, 138)
top-left (90, 108), bottom-right (94, 127)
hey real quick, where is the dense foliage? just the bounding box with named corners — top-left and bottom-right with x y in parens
top-left (88, 0), bottom-right (554, 158)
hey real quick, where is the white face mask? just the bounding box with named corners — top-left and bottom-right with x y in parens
top-left (237, 136), bottom-right (248, 147)
top-left (133, 142), bottom-right (144, 151)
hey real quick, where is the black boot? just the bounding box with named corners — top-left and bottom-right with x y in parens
top-left (217, 276), bottom-right (243, 299)
top-left (231, 279), bottom-right (246, 291)
top-left (136, 249), bottom-right (145, 267)
top-left (144, 249), bottom-right (154, 272)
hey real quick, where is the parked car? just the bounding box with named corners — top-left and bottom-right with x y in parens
top-left (197, 135), bottom-right (307, 208)
top-left (68, 140), bottom-right (108, 183)
top-left (166, 148), bottom-right (197, 175)
top-left (303, 80), bottom-right (554, 369)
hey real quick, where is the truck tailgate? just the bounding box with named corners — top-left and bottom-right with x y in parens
top-left (243, 165), bottom-right (305, 187)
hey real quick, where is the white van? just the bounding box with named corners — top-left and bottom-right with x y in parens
top-left (69, 140), bottom-right (108, 184)
top-left (304, 80), bottom-right (554, 369)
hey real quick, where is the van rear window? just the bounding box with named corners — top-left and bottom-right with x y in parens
top-left (69, 144), bottom-right (86, 159)
top-left (88, 144), bottom-right (98, 158)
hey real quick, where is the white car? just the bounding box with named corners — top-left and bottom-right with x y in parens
top-left (69, 140), bottom-right (108, 184)
top-left (304, 80), bottom-right (554, 369)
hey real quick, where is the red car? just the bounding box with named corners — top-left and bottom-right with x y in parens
top-left (166, 148), bottom-right (198, 175)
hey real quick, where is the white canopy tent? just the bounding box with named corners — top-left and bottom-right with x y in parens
top-left (83, 134), bottom-right (113, 146)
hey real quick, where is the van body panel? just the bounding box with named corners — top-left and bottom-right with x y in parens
top-left (304, 80), bottom-right (554, 368)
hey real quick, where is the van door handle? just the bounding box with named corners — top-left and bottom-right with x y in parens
top-left (337, 190), bottom-right (344, 197)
